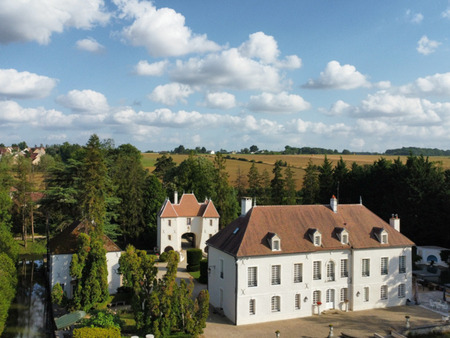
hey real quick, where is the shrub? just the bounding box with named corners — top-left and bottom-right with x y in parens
top-left (159, 251), bottom-right (169, 262)
top-left (51, 283), bottom-right (64, 306)
top-left (199, 259), bottom-right (208, 284)
top-left (187, 248), bottom-right (202, 272)
top-left (73, 327), bottom-right (120, 338)
top-left (80, 310), bottom-right (122, 329)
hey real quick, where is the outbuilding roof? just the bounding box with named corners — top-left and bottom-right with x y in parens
top-left (207, 203), bottom-right (414, 257)
top-left (49, 219), bottom-right (121, 255)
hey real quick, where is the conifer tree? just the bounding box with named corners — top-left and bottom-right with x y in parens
top-left (284, 166), bottom-right (297, 205)
top-left (302, 159), bottom-right (319, 204)
top-left (271, 160), bottom-right (284, 205)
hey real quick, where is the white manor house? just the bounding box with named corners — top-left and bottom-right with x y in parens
top-left (207, 197), bottom-right (414, 325)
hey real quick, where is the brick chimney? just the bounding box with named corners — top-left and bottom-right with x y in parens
top-left (241, 197), bottom-right (253, 216)
top-left (389, 214), bottom-right (400, 232)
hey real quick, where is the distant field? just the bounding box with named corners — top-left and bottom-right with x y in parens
top-left (142, 153), bottom-right (450, 190)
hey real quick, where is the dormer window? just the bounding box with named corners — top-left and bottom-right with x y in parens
top-left (267, 232), bottom-right (281, 251)
top-left (374, 228), bottom-right (388, 244)
top-left (314, 234), bottom-right (321, 246)
top-left (336, 228), bottom-right (349, 245)
top-left (308, 228), bottom-right (322, 246)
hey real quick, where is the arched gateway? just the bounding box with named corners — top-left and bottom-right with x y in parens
top-left (157, 192), bottom-right (220, 254)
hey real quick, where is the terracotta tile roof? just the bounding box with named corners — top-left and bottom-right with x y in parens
top-left (49, 219), bottom-right (121, 255)
top-left (159, 193), bottom-right (219, 218)
top-left (207, 203), bottom-right (414, 258)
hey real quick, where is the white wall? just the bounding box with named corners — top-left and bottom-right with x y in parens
top-left (416, 246), bottom-right (449, 267)
top-left (106, 251), bottom-right (122, 294)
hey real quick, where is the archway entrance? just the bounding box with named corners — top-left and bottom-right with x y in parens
top-left (164, 246), bottom-right (174, 252)
top-left (181, 232), bottom-right (196, 250)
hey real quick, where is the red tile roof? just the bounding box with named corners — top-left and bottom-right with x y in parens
top-left (159, 193), bottom-right (220, 218)
top-left (207, 203), bottom-right (414, 257)
top-left (49, 219), bottom-right (121, 255)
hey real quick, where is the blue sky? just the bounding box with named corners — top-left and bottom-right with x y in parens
top-left (1, 0), bottom-right (450, 152)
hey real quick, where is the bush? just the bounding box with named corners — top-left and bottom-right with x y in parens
top-left (199, 259), bottom-right (208, 284)
top-left (80, 310), bottom-right (122, 329)
top-left (159, 251), bottom-right (169, 262)
top-left (73, 327), bottom-right (120, 338)
top-left (51, 283), bottom-right (64, 306)
top-left (187, 248), bottom-right (202, 271)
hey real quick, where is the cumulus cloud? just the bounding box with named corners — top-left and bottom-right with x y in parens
top-left (442, 8), bottom-right (450, 19)
top-left (0, 0), bottom-right (110, 45)
top-left (304, 60), bottom-right (370, 90)
top-left (247, 92), bottom-right (310, 113)
top-left (417, 35), bottom-right (441, 55)
top-left (56, 89), bottom-right (109, 114)
top-left (75, 37), bottom-right (104, 53)
top-left (203, 92), bottom-right (236, 109)
top-left (326, 100), bottom-right (351, 116)
top-left (406, 10), bottom-right (423, 24)
top-left (148, 83), bottom-right (193, 105)
top-left (0, 69), bottom-right (57, 99)
top-left (400, 72), bottom-right (450, 96)
top-left (134, 60), bottom-right (168, 76)
top-left (171, 48), bottom-right (284, 92)
top-left (115, 0), bottom-right (220, 57)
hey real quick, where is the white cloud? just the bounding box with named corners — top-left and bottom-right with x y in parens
top-left (247, 92), bottom-right (310, 113)
top-left (115, 0), bottom-right (220, 57)
top-left (203, 92), bottom-right (236, 109)
top-left (417, 35), bottom-right (441, 55)
top-left (0, 0), bottom-right (110, 45)
top-left (239, 32), bottom-right (280, 64)
top-left (56, 89), bottom-right (109, 114)
top-left (148, 83), bottom-right (193, 105)
top-left (304, 60), bottom-right (370, 90)
top-left (350, 138), bottom-right (365, 149)
top-left (326, 100), bottom-right (351, 116)
top-left (0, 69), bottom-right (57, 99)
top-left (441, 8), bottom-right (450, 19)
top-left (171, 48), bottom-right (284, 92)
top-left (400, 72), bottom-right (450, 96)
top-left (406, 10), bottom-right (423, 24)
top-left (75, 37), bottom-right (104, 53)
top-left (134, 60), bottom-right (168, 76)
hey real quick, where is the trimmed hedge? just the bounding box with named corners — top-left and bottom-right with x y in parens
top-left (199, 258), bottom-right (208, 284)
top-left (186, 248), bottom-right (202, 272)
top-left (73, 327), bottom-right (120, 338)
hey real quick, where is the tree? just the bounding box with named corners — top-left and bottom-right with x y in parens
top-left (0, 156), bottom-right (13, 226)
top-left (284, 166), bottom-right (297, 205)
top-left (247, 162), bottom-right (261, 198)
top-left (249, 145), bottom-right (259, 153)
top-left (318, 155), bottom-right (334, 203)
top-left (271, 160), bottom-right (284, 205)
top-left (233, 167), bottom-right (247, 201)
top-left (301, 159), bottom-right (319, 204)
top-left (153, 154), bottom-right (176, 181)
top-left (142, 174), bottom-right (166, 247)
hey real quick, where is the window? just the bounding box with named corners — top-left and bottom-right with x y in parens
top-left (248, 267), bottom-right (257, 287)
top-left (313, 261), bottom-right (321, 280)
top-left (380, 285), bottom-right (388, 300)
top-left (294, 263), bottom-right (303, 283)
top-left (168, 220), bottom-right (171, 226)
top-left (273, 240), bottom-right (280, 251)
top-left (398, 284), bottom-right (405, 298)
top-left (168, 235), bottom-right (171, 241)
top-left (209, 234), bottom-right (212, 238)
top-left (362, 259), bottom-right (370, 277)
top-left (219, 259), bottom-right (224, 279)
top-left (187, 218), bottom-right (191, 225)
top-left (314, 234), bottom-right (321, 246)
top-left (363, 287), bottom-right (369, 302)
top-left (271, 265), bottom-right (281, 285)
top-left (340, 288), bottom-right (348, 302)
top-left (271, 296), bottom-right (280, 312)
top-left (381, 257), bottom-right (388, 275)
top-left (313, 290), bottom-right (321, 305)
top-left (249, 299), bottom-right (255, 315)
top-left (341, 259), bottom-right (349, 278)
top-left (295, 293), bottom-right (301, 310)
top-left (209, 219), bottom-right (213, 226)
top-left (399, 256), bottom-right (406, 274)
top-left (342, 233), bottom-right (348, 244)
top-left (381, 233), bottom-right (388, 244)
top-left (327, 261), bottom-right (335, 281)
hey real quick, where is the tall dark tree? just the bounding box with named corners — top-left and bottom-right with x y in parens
top-left (271, 160), bottom-right (284, 205)
top-left (284, 166), bottom-right (297, 205)
top-left (233, 167), bottom-right (247, 201)
top-left (247, 162), bottom-right (261, 198)
top-left (318, 155), bottom-right (334, 203)
top-left (142, 174), bottom-right (166, 247)
top-left (301, 159), bottom-right (319, 204)
top-left (332, 157), bottom-right (349, 202)
top-left (153, 154), bottom-right (176, 181)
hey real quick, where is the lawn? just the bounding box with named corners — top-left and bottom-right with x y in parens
top-left (17, 237), bottom-right (47, 258)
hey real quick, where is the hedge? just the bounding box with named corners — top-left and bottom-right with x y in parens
top-left (199, 258), bottom-right (208, 284)
top-left (73, 327), bottom-right (120, 338)
top-left (186, 248), bottom-right (202, 272)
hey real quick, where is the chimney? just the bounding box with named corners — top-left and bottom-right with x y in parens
top-left (390, 214), bottom-right (400, 232)
top-left (241, 197), bottom-right (253, 216)
top-left (330, 195), bottom-right (338, 213)
top-left (174, 191), bottom-right (178, 204)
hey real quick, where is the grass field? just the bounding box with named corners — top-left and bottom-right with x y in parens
top-left (142, 153), bottom-right (450, 190)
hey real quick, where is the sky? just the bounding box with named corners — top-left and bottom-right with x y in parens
top-left (1, 0), bottom-right (450, 152)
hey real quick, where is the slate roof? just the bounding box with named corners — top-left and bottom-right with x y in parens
top-left (159, 193), bottom-right (220, 218)
top-left (207, 203), bottom-right (414, 258)
top-left (49, 219), bottom-right (121, 255)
